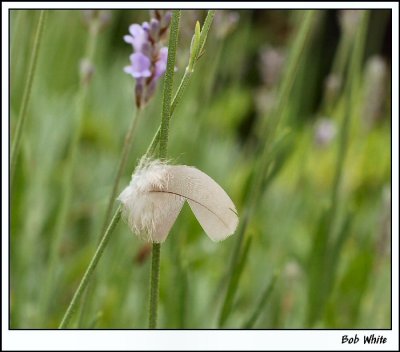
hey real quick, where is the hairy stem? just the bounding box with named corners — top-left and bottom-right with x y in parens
top-left (148, 10), bottom-right (181, 329)
top-left (148, 243), bottom-right (161, 328)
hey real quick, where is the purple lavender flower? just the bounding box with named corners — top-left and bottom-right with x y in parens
top-left (124, 53), bottom-right (151, 78)
top-left (124, 24), bottom-right (149, 53)
top-left (154, 47), bottom-right (168, 79)
top-left (124, 10), bottom-right (171, 108)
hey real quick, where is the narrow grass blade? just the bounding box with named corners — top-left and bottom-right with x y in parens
top-left (218, 236), bottom-right (252, 326)
top-left (11, 10), bottom-right (47, 182)
top-left (306, 11), bottom-right (370, 326)
top-left (218, 10), bottom-right (317, 327)
top-left (242, 272), bottom-right (279, 329)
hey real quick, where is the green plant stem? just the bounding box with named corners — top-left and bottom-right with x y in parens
top-left (11, 10), bottom-right (47, 183)
top-left (145, 69), bottom-right (192, 157)
top-left (59, 208), bottom-right (121, 329)
top-left (10, 10), bottom-right (24, 75)
top-left (199, 10), bottom-right (216, 55)
top-left (75, 108), bottom-right (141, 328)
top-left (306, 11), bottom-right (370, 326)
top-left (218, 10), bottom-right (317, 327)
top-left (330, 11), bottom-right (370, 212)
top-left (149, 243), bottom-right (161, 328)
top-left (242, 272), bottom-right (278, 328)
top-left (158, 10), bottom-right (180, 159)
top-left (148, 10), bottom-right (180, 329)
top-left (100, 108), bottom-right (142, 234)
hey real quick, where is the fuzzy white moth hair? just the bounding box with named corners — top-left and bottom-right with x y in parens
top-left (118, 158), bottom-right (239, 243)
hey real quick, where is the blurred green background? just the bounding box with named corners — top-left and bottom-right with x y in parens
top-left (10, 9), bottom-right (391, 329)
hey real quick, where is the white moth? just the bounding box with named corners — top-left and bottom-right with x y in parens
top-left (118, 158), bottom-right (239, 243)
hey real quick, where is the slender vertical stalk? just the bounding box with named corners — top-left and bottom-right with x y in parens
top-left (306, 11), bottom-right (370, 326)
top-left (218, 10), bottom-right (317, 327)
top-left (158, 10), bottom-right (180, 159)
top-left (330, 11), bottom-right (370, 212)
top-left (76, 108), bottom-right (141, 328)
top-left (242, 272), bottom-right (279, 328)
top-left (148, 242), bottom-right (161, 328)
top-left (59, 208), bottom-right (121, 329)
top-left (145, 69), bottom-right (191, 157)
top-left (100, 108), bottom-right (142, 234)
top-left (148, 9), bottom-right (181, 329)
top-left (42, 15), bottom-right (101, 321)
top-left (11, 10), bottom-right (47, 183)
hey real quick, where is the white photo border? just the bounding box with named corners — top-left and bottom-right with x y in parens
top-left (2, 2), bottom-right (398, 351)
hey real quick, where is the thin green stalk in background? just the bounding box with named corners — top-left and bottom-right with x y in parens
top-left (78, 108), bottom-right (141, 327)
top-left (42, 15), bottom-right (101, 321)
top-left (149, 9), bottom-right (181, 329)
top-left (330, 11), bottom-right (370, 214)
top-left (11, 10), bottom-right (47, 183)
top-left (100, 108), bottom-right (142, 234)
top-left (218, 10), bottom-right (317, 327)
top-left (242, 272), bottom-right (279, 328)
top-left (10, 10), bottom-right (25, 75)
top-left (306, 10), bottom-right (370, 326)
top-left (59, 208), bottom-right (122, 329)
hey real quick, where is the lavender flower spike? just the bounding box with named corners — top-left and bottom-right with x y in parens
top-left (123, 10), bottom-right (172, 108)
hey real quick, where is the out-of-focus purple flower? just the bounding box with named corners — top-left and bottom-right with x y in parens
top-left (124, 10), bottom-right (171, 108)
top-left (78, 10), bottom-right (111, 85)
top-left (124, 24), bottom-right (149, 53)
top-left (124, 53), bottom-right (152, 78)
top-left (260, 47), bottom-right (285, 87)
top-left (82, 10), bottom-right (112, 32)
top-left (314, 118), bottom-right (337, 148)
top-left (259, 46), bottom-right (286, 88)
top-left (154, 47), bottom-right (168, 79)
